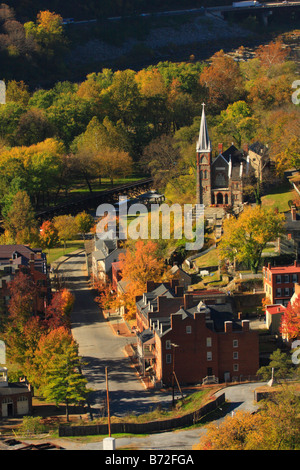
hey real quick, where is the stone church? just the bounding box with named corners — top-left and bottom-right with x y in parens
top-left (196, 104), bottom-right (245, 208)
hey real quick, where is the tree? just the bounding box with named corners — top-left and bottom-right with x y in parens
top-left (75, 212), bottom-right (95, 239)
top-left (218, 205), bottom-right (285, 273)
top-left (213, 101), bottom-right (258, 149)
top-left (118, 240), bottom-right (167, 319)
top-left (140, 134), bottom-right (181, 191)
top-left (45, 289), bottom-right (75, 330)
top-left (257, 349), bottom-right (294, 382)
top-left (196, 387), bottom-right (300, 450)
top-left (24, 10), bottom-right (66, 57)
top-left (280, 294), bottom-right (300, 341)
top-left (255, 40), bottom-right (290, 68)
top-left (33, 327), bottom-right (87, 420)
top-left (3, 190), bottom-right (39, 244)
top-left (53, 214), bottom-right (78, 250)
top-left (40, 220), bottom-right (59, 250)
top-left (199, 50), bottom-right (244, 112)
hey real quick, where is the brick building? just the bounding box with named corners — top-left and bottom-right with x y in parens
top-left (263, 261), bottom-right (300, 306)
top-left (0, 367), bottom-right (32, 418)
top-left (0, 245), bottom-right (50, 316)
top-left (135, 284), bottom-right (259, 386)
top-left (196, 104), bottom-right (245, 208)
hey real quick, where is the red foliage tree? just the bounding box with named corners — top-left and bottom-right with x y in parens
top-left (280, 294), bottom-right (300, 341)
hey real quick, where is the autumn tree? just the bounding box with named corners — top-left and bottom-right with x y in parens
top-left (32, 327), bottom-right (87, 420)
top-left (45, 289), bottom-right (75, 330)
top-left (255, 39), bottom-right (290, 68)
top-left (75, 211), bottom-right (95, 239)
top-left (40, 220), bottom-right (59, 250)
top-left (24, 10), bottom-right (66, 58)
top-left (199, 50), bottom-right (244, 112)
top-left (3, 190), bottom-right (39, 244)
top-left (280, 294), bottom-right (300, 341)
top-left (196, 387), bottom-right (300, 450)
top-left (118, 240), bottom-right (168, 319)
top-left (53, 214), bottom-right (78, 250)
top-left (218, 205), bottom-right (285, 273)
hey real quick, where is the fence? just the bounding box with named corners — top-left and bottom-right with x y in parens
top-left (59, 393), bottom-right (225, 437)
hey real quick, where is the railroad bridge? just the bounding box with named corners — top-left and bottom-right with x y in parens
top-left (36, 177), bottom-right (154, 222)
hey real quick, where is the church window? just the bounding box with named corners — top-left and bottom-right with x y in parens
top-left (215, 173), bottom-right (226, 187)
top-left (201, 156), bottom-right (208, 165)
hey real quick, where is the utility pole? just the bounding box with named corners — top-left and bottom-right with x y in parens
top-left (171, 343), bottom-right (179, 407)
top-left (105, 366), bottom-right (111, 437)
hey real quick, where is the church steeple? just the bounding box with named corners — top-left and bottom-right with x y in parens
top-left (196, 103), bottom-right (212, 206)
top-left (197, 103), bottom-right (211, 153)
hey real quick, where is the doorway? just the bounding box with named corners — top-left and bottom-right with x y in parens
top-left (216, 193), bottom-right (223, 205)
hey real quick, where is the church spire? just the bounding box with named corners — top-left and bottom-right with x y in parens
top-left (197, 103), bottom-right (211, 153)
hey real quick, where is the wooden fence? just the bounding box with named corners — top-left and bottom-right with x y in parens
top-left (58, 393), bottom-right (225, 437)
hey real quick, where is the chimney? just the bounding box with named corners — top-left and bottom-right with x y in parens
top-left (175, 285), bottom-right (184, 297)
top-left (218, 143), bottom-right (223, 154)
top-left (224, 321), bottom-right (232, 333)
top-left (291, 205), bottom-right (297, 221)
top-left (238, 312), bottom-right (243, 320)
top-left (183, 293), bottom-right (194, 310)
top-left (242, 320), bottom-right (250, 331)
top-left (294, 260), bottom-right (298, 268)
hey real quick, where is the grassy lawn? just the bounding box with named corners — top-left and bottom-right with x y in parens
top-left (261, 183), bottom-right (297, 213)
top-left (46, 240), bottom-right (84, 264)
top-left (195, 248), bottom-right (219, 269)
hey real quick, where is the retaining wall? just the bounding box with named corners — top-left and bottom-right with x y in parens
top-left (59, 393), bottom-right (225, 437)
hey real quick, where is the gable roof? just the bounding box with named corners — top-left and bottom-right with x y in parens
top-left (222, 145), bottom-right (244, 165)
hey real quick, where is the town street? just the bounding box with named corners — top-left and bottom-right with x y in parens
top-left (54, 250), bottom-right (266, 450)
top-left (56, 251), bottom-right (178, 417)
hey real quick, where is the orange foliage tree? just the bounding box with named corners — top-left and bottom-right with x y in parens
top-left (280, 294), bottom-right (300, 341)
top-left (117, 239), bottom-right (169, 320)
top-left (199, 50), bottom-right (244, 112)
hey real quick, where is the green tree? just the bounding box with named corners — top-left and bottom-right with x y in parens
top-left (3, 190), bottom-right (39, 244)
top-left (257, 349), bottom-right (294, 382)
top-left (33, 327), bottom-right (88, 421)
top-left (75, 212), bottom-right (95, 239)
top-left (53, 214), bottom-right (78, 250)
top-left (218, 205), bottom-right (285, 273)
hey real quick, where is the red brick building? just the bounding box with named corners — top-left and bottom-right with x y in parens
top-left (0, 245), bottom-right (50, 316)
top-left (263, 261), bottom-right (300, 306)
top-left (136, 284), bottom-right (259, 386)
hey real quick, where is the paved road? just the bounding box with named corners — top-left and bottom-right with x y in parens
top-left (54, 251), bottom-right (266, 450)
top-left (57, 251), bottom-right (179, 417)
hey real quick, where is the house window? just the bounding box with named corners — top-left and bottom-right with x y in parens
top-left (233, 364), bottom-right (239, 372)
top-left (166, 340), bottom-right (171, 350)
top-left (292, 274), bottom-right (298, 283)
top-left (206, 337), bottom-right (212, 347)
top-left (207, 351), bottom-right (212, 361)
top-left (284, 274), bottom-right (289, 283)
top-left (166, 354), bottom-right (172, 364)
top-left (186, 325), bottom-right (192, 334)
top-left (233, 352), bottom-right (239, 360)
top-left (276, 288), bottom-right (282, 297)
top-left (233, 339), bottom-right (238, 348)
top-left (284, 287), bottom-right (290, 297)
top-left (276, 275), bottom-right (281, 284)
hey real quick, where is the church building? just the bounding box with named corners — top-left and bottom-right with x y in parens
top-left (196, 104), bottom-right (245, 208)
